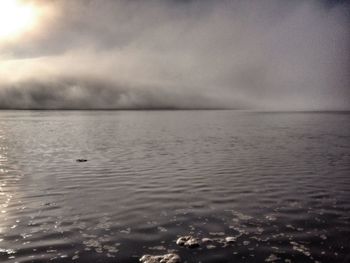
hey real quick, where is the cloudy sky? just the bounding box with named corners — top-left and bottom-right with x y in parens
top-left (0, 0), bottom-right (349, 110)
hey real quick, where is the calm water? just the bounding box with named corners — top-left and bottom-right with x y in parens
top-left (0, 111), bottom-right (349, 263)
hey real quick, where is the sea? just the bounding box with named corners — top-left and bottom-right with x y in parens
top-left (0, 110), bottom-right (349, 263)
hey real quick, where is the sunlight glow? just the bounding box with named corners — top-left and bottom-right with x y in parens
top-left (0, 0), bottom-right (38, 39)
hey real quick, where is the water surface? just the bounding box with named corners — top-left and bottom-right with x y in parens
top-left (0, 111), bottom-right (349, 263)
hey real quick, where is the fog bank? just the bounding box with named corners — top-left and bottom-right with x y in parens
top-left (0, 0), bottom-right (349, 110)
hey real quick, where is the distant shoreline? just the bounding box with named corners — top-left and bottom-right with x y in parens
top-left (0, 109), bottom-right (349, 113)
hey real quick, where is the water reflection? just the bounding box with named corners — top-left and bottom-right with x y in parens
top-left (0, 111), bottom-right (349, 263)
top-left (0, 128), bottom-right (18, 260)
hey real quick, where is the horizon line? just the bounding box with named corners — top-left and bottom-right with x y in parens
top-left (0, 108), bottom-right (349, 113)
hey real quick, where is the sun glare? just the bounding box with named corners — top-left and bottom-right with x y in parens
top-left (0, 0), bottom-right (38, 39)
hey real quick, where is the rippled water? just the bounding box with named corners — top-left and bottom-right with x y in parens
top-left (0, 110), bottom-right (349, 263)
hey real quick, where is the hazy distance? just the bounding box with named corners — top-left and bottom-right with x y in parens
top-left (0, 0), bottom-right (349, 110)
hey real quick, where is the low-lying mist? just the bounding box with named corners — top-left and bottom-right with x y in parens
top-left (0, 0), bottom-right (349, 110)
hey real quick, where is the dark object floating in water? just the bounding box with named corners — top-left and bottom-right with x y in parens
top-left (176, 236), bottom-right (200, 248)
top-left (76, 159), bottom-right (88, 162)
top-left (140, 253), bottom-right (180, 263)
top-left (43, 202), bottom-right (56, 206)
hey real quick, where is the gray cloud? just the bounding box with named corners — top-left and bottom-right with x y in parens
top-left (0, 0), bottom-right (349, 110)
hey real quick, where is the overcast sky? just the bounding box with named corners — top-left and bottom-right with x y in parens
top-left (0, 0), bottom-right (349, 110)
